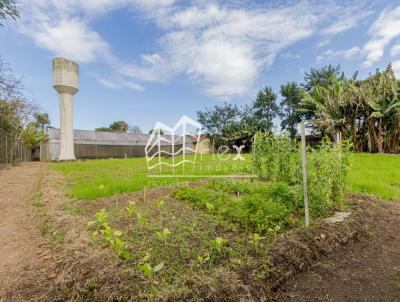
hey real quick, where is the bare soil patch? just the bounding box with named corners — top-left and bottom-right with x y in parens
top-left (272, 195), bottom-right (400, 302)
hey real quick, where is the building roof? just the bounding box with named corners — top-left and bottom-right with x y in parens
top-left (46, 127), bottom-right (191, 146)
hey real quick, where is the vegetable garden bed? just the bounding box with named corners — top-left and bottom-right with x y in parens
top-left (41, 178), bottom-right (374, 302)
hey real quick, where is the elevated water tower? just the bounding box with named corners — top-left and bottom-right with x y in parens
top-left (52, 57), bottom-right (79, 161)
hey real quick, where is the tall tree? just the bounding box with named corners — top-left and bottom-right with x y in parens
top-left (299, 64), bottom-right (400, 153)
top-left (0, 58), bottom-right (48, 154)
top-left (361, 64), bottom-right (400, 153)
top-left (34, 112), bottom-right (50, 130)
top-left (251, 86), bottom-right (279, 132)
top-left (300, 76), bottom-right (349, 140)
top-left (280, 82), bottom-right (303, 138)
top-left (129, 125), bottom-right (142, 134)
top-left (302, 64), bottom-right (343, 92)
top-left (197, 88), bottom-right (280, 149)
top-left (109, 121), bottom-right (129, 132)
top-left (197, 102), bottom-right (241, 137)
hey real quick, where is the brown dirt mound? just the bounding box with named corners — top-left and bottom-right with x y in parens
top-left (272, 195), bottom-right (400, 302)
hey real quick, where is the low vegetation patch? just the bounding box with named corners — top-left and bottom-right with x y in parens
top-left (349, 153), bottom-right (400, 200)
top-left (44, 183), bottom-right (377, 302)
top-left (172, 180), bottom-right (302, 233)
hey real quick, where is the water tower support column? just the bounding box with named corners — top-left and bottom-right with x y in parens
top-left (52, 57), bottom-right (79, 161)
top-left (59, 92), bottom-right (74, 160)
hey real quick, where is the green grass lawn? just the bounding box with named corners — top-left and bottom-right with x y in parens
top-left (53, 153), bottom-right (400, 201)
top-left (53, 154), bottom-right (253, 200)
top-left (349, 153), bottom-right (400, 200)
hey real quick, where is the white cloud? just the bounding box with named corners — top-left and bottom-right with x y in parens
top-left (141, 54), bottom-right (163, 65)
top-left (281, 52), bottom-right (302, 59)
top-left (317, 39), bottom-right (330, 48)
top-left (17, 1), bottom-right (114, 63)
top-left (15, 0), bottom-right (374, 99)
top-left (391, 44), bottom-right (400, 57)
top-left (362, 6), bottom-right (400, 67)
top-left (323, 9), bottom-right (372, 35)
top-left (316, 46), bottom-right (361, 63)
top-left (145, 2), bottom-right (320, 98)
top-left (28, 19), bottom-right (110, 63)
top-left (97, 77), bottom-right (144, 91)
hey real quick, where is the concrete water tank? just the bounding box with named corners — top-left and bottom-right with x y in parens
top-left (52, 57), bottom-right (79, 161)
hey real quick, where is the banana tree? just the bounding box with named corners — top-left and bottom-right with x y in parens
top-left (362, 64), bottom-right (400, 153)
top-left (299, 76), bottom-right (349, 141)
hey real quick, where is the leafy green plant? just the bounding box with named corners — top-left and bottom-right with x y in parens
top-left (253, 132), bottom-right (350, 217)
top-left (94, 225), bottom-right (122, 242)
top-left (88, 208), bottom-right (109, 229)
top-left (156, 199), bottom-right (166, 208)
top-left (197, 253), bottom-right (210, 265)
top-left (267, 225), bottom-right (281, 236)
top-left (88, 209), bottom-right (130, 260)
top-left (173, 183), bottom-right (298, 233)
top-left (206, 202), bottom-right (214, 212)
top-left (138, 262), bottom-right (164, 278)
top-left (110, 237), bottom-right (130, 260)
top-left (125, 207), bottom-right (136, 216)
top-left (249, 233), bottom-right (265, 246)
top-left (155, 228), bottom-right (171, 241)
top-left (124, 200), bottom-right (137, 216)
top-left (211, 237), bottom-right (228, 255)
top-left (136, 213), bottom-right (147, 225)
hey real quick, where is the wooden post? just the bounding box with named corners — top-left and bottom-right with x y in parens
top-left (5, 131), bottom-right (7, 165)
top-left (300, 122), bottom-right (310, 227)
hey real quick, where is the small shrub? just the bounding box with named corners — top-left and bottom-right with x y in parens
top-left (197, 253), bottom-right (210, 265)
top-left (88, 209), bottom-right (130, 260)
top-left (138, 262), bottom-right (164, 278)
top-left (211, 237), bottom-right (228, 255)
top-left (253, 132), bottom-right (350, 217)
top-left (125, 200), bottom-right (137, 216)
top-left (248, 233), bottom-right (265, 247)
top-left (155, 228), bottom-right (171, 241)
top-left (156, 199), bottom-right (166, 208)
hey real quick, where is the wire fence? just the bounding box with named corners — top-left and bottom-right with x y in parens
top-left (0, 128), bottom-right (32, 169)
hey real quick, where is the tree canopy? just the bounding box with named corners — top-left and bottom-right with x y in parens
top-left (300, 64), bottom-right (400, 153)
top-left (0, 0), bottom-right (19, 26)
top-left (0, 58), bottom-right (49, 150)
top-left (95, 121), bottom-right (129, 133)
top-left (197, 86), bottom-right (280, 149)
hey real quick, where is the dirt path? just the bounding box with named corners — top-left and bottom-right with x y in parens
top-left (0, 163), bottom-right (51, 301)
top-left (272, 199), bottom-right (400, 302)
